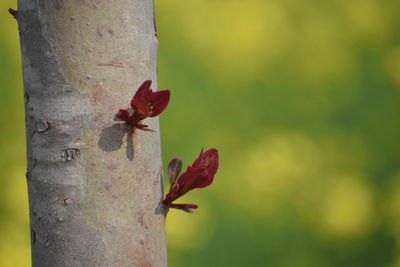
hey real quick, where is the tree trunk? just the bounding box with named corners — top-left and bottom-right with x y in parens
top-left (16, 0), bottom-right (166, 266)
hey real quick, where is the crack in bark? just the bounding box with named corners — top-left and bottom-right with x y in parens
top-left (32, 229), bottom-right (37, 244)
top-left (61, 148), bottom-right (80, 161)
top-left (97, 61), bottom-right (124, 68)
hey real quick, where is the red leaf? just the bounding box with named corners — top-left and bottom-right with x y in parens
top-left (145, 90), bottom-right (170, 117)
top-left (168, 158), bottom-right (183, 185)
top-left (169, 203), bottom-right (198, 213)
top-left (131, 80), bottom-right (152, 108)
top-left (115, 109), bottom-right (130, 121)
top-left (163, 148), bottom-right (219, 213)
top-left (116, 80), bottom-right (170, 130)
top-left (131, 98), bottom-right (150, 118)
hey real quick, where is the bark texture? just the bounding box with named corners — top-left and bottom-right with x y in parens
top-left (17, 0), bottom-right (166, 266)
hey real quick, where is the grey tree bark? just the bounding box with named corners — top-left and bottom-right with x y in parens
top-left (16, 1), bottom-right (167, 266)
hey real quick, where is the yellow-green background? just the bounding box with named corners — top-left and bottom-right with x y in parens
top-left (1, 0), bottom-right (400, 266)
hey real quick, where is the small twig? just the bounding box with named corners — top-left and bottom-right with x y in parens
top-left (8, 8), bottom-right (18, 19)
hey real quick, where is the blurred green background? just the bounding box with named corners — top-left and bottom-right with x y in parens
top-left (1, 0), bottom-right (400, 266)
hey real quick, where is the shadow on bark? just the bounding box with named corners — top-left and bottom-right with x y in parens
top-left (155, 172), bottom-right (166, 216)
top-left (98, 123), bottom-right (134, 161)
top-left (126, 130), bottom-right (134, 161)
top-left (155, 202), bottom-right (167, 216)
